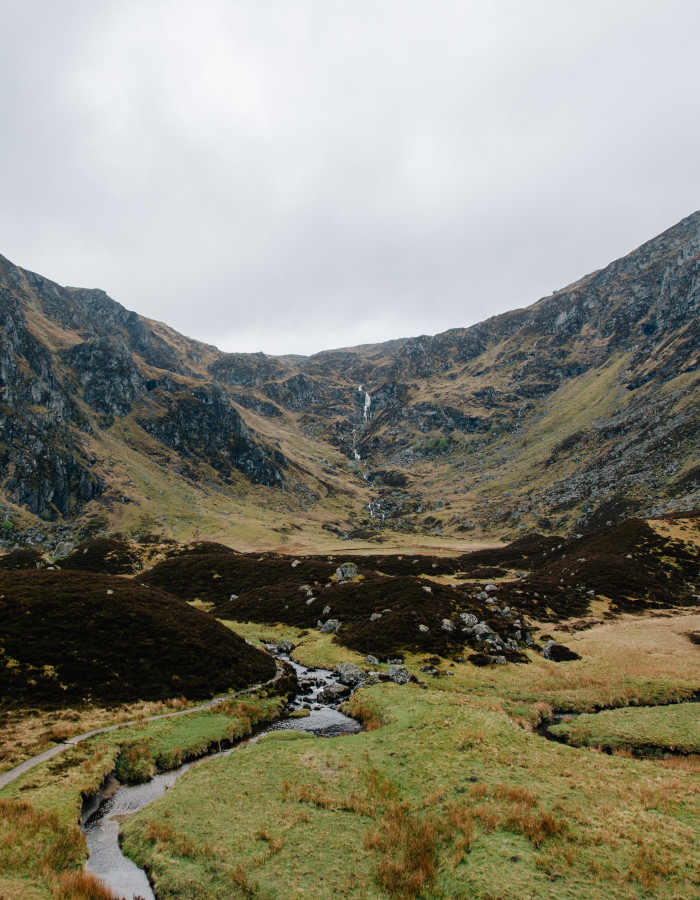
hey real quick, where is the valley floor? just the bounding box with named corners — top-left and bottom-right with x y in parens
top-left (2, 610), bottom-right (699, 899)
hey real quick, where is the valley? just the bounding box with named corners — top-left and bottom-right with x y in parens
top-left (0, 212), bottom-right (698, 898)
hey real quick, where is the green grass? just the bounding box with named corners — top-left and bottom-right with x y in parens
top-left (548, 703), bottom-right (700, 756)
top-left (118, 616), bottom-right (700, 899)
top-left (0, 694), bottom-right (285, 899)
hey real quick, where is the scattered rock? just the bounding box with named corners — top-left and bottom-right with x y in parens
top-left (387, 664), bottom-right (411, 684)
top-left (493, 655), bottom-right (508, 665)
top-left (387, 657), bottom-right (404, 665)
top-left (473, 623), bottom-right (493, 639)
top-left (418, 624), bottom-right (430, 633)
top-left (52, 541), bottom-right (75, 559)
top-left (319, 618), bottom-right (341, 633)
top-left (335, 563), bottom-right (358, 581)
top-left (441, 619), bottom-right (456, 632)
top-left (542, 640), bottom-right (581, 661)
top-left (336, 662), bottom-right (366, 686)
top-left (322, 605), bottom-right (331, 616)
top-left (370, 612), bottom-right (382, 622)
top-left (460, 613), bottom-right (479, 627)
top-left (365, 655), bottom-right (379, 666)
top-left (318, 683), bottom-right (351, 703)
top-left (276, 641), bottom-right (295, 655)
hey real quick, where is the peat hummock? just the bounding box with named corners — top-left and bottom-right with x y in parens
top-left (0, 570), bottom-right (276, 707)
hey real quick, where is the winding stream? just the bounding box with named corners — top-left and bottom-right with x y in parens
top-left (82, 653), bottom-right (361, 900)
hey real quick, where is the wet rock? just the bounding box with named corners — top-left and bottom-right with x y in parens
top-left (318, 683), bottom-right (351, 703)
top-left (335, 563), bottom-right (358, 581)
top-left (319, 618), bottom-right (341, 633)
top-left (387, 665), bottom-right (411, 684)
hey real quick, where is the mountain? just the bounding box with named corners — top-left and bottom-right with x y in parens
top-left (0, 212), bottom-right (698, 549)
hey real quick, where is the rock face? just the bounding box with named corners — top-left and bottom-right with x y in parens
top-left (136, 384), bottom-right (286, 487)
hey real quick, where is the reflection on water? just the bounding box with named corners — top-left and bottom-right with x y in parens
top-left (83, 653), bottom-right (360, 900)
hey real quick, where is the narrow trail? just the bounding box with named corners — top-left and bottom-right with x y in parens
top-left (0, 662), bottom-right (285, 791)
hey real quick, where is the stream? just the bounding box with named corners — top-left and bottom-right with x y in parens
top-left (82, 652), bottom-right (361, 900)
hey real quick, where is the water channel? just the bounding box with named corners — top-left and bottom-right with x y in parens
top-left (82, 652), bottom-right (361, 900)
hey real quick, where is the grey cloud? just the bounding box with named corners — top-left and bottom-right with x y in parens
top-left (1, 0), bottom-right (699, 355)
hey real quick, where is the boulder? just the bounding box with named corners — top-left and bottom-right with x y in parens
top-left (473, 623), bottom-right (493, 640)
top-left (318, 683), bottom-right (351, 703)
top-left (542, 640), bottom-right (581, 662)
top-left (276, 640), bottom-right (295, 655)
top-left (365, 655), bottom-right (380, 666)
top-left (319, 618), bottom-right (341, 633)
top-left (370, 612), bottom-right (382, 622)
top-left (418, 624), bottom-right (430, 633)
top-left (493, 655), bottom-right (508, 665)
top-left (322, 605), bottom-right (331, 616)
top-left (460, 613), bottom-right (478, 627)
top-left (387, 658), bottom-right (403, 665)
top-left (335, 563), bottom-right (358, 581)
top-left (52, 541), bottom-right (75, 559)
top-left (336, 662), bottom-right (366, 686)
top-left (441, 619), bottom-right (456, 632)
top-left (387, 665), bottom-right (411, 685)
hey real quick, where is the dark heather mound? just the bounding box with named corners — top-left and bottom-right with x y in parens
top-left (492, 517), bottom-right (700, 620)
top-left (215, 576), bottom-right (530, 662)
top-left (60, 537), bottom-right (142, 575)
top-left (0, 548), bottom-right (48, 570)
top-left (142, 552), bottom-right (340, 603)
top-left (456, 534), bottom-right (566, 573)
top-left (165, 541), bottom-right (241, 557)
top-left (0, 570), bottom-right (276, 707)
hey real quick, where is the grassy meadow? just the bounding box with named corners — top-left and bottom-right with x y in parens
top-left (116, 613), bottom-right (700, 899)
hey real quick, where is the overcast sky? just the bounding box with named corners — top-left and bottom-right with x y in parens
top-left (1, 1), bottom-right (699, 356)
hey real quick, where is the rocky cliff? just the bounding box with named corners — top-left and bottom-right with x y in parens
top-left (0, 211), bottom-right (698, 546)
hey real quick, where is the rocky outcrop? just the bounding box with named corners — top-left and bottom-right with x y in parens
top-left (136, 384), bottom-right (286, 487)
top-left (66, 336), bottom-right (147, 416)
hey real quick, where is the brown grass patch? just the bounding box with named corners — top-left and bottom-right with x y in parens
top-left (626, 844), bottom-right (677, 891)
top-left (364, 801), bottom-right (443, 898)
top-left (51, 869), bottom-right (120, 900)
top-left (143, 820), bottom-right (196, 857)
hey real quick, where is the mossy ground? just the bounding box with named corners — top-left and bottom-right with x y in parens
top-left (118, 613), bottom-right (700, 899)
